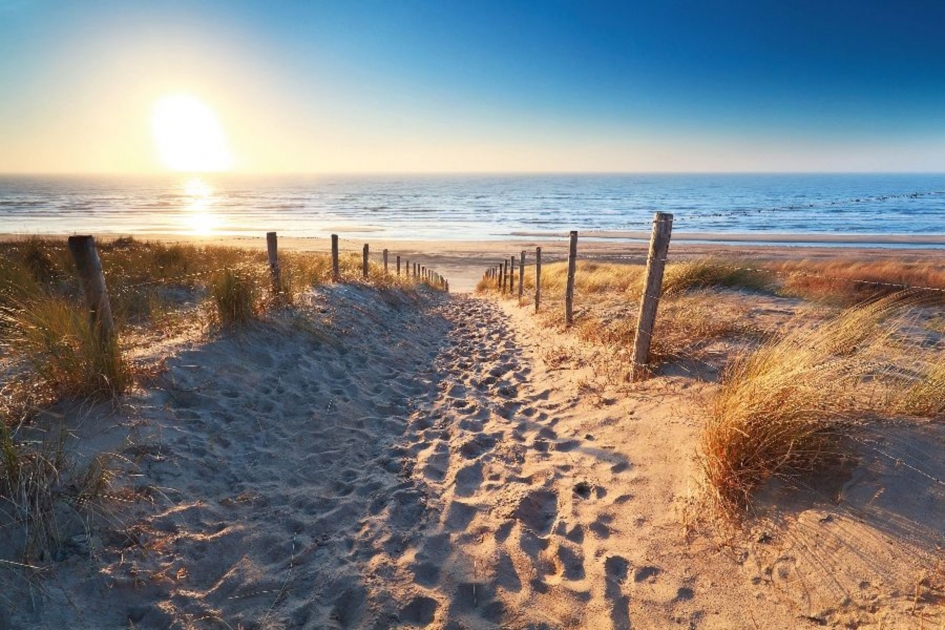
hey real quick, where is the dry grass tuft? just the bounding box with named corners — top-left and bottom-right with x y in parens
top-left (210, 268), bottom-right (260, 327)
top-left (773, 259), bottom-right (945, 305)
top-left (662, 259), bottom-right (772, 296)
top-left (2, 294), bottom-right (130, 400)
top-left (1, 421), bottom-right (119, 562)
top-left (699, 298), bottom-right (902, 515)
top-left (893, 358), bottom-right (945, 418)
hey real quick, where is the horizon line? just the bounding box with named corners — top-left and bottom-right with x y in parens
top-left (2, 170), bottom-right (945, 177)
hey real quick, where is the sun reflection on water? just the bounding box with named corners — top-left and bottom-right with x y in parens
top-left (181, 177), bottom-right (222, 235)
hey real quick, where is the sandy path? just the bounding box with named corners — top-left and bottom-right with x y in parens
top-left (382, 295), bottom-right (811, 629)
top-left (7, 289), bottom-right (844, 628)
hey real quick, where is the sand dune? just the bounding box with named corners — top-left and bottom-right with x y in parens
top-left (3, 280), bottom-right (943, 628)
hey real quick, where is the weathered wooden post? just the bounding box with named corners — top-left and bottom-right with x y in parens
top-left (510, 256), bottom-right (516, 294)
top-left (518, 250), bottom-right (525, 301)
top-left (501, 260), bottom-right (508, 293)
top-left (266, 231), bottom-right (281, 298)
top-left (565, 230), bottom-right (578, 326)
top-left (415, 262), bottom-right (419, 277)
top-left (496, 264), bottom-right (502, 290)
top-left (396, 255), bottom-right (401, 276)
top-left (331, 234), bottom-right (340, 282)
top-left (535, 246), bottom-right (542, 313)
top-left (362, 244), bottom-right (369, 278)
top-left (68, 235), bottom-right (115, 346)
top-left (631, 212), bottom-right (674, 382)
top-left (421, 265), bottom-right (426, 282)
top-left (383, 249), bottom-right (389, 274)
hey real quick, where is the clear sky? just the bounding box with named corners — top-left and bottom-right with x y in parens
top-left (1, 0), bottom-right (944, 174)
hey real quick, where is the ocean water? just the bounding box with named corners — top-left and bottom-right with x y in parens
top-left (1, 173), bottom-right (944, 243)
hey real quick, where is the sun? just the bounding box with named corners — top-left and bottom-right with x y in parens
top-left (152, 94), bottom-right (233, 172)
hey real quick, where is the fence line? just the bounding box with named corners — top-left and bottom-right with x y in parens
top-left (479, 213), bottom-right (945, 379)
top-left (46, 232), bottom-right (453, 350)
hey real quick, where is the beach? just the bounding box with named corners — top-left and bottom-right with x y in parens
top-left (5, 0), bottom-right (945, 625)
top-left (1, 232), bottom-right (944, 628)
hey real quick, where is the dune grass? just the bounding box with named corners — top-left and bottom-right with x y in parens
top-left (1, 238), bottom-right (441, 407)
top-left (481, 258), bottom-right (773, 301)
top-left (210, 269), bottom-right (260, 327)
top-left (772, 259), bottom-right (945, 305)
top-left (893, 358), bottom-right (945, 418)
top-left (698, 298), bottom-right (903, 515)
top-left (2, 294), bottom-right (130, 399)
top-left (477, 259), bottom-right (768, 376)
top-left (661, 259), bottom-right (772, 296)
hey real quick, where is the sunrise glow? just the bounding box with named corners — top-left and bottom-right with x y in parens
top-left (152, 95), bottom-right (232, 173)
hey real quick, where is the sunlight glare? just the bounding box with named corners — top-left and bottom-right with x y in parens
top-left (152, 95), bottom-right (233, 172)
top-left (181, 176), bottom-right (222, 235)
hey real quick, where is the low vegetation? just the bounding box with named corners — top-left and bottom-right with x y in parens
top-left (0, 236), bottom-right (440, 559)
top-left (698, 299), bottom-right (901, 515)
top-left (480, 256), bottom-right (945, 516)
top-left (772, 258), bottom-right (945, 305)
top-left (210, 268), bottom-right (260, 326)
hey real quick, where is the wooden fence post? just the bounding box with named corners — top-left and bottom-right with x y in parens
top-left (631, 212), bottom-right (674, 382)
top-left (396, 255), bottom-right (401, 276)
top-left (266, 231), bottom-right (281, 297)
top-left (362, 244), bottom-right (369, 278)
top-left (501, 260), bottom-right (508, 293)
top-left (565, 230), bottom-right (578, 326)
top-left (383, 249), bottom-right (389, 274)
top-left (518, 250), bottom-right (525, 301)
top-left (535, 246), bottom-right (542, 313)
top-left (331, 234), bottom-right (340, 282)
top-left (510, 256), bottom-right (516, 294)
top-left (67, 235), bottom-right (115, 346)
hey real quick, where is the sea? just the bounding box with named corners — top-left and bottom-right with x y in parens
top-left (1, 173), bottom-right (944, 246)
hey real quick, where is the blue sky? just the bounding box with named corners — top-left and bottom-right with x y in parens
top-left (1, 0), bottom-right (944, 172)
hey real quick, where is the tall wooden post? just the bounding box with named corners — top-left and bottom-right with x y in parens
top-left (501, 261), bottom-right (508, 293)
top-left (518, 250), bottom-right (525, 301)
top-left (266, 231), bottom-right (281, 297)
top-left (67, 235), bottom-right (115, 346)
top-left (331, 234), bottom-right (340, 282)
top-left (383, 249), bottom-right (389, 274)
top-left (362, 244), bottom-right (369, 278)
top-left (535, 246), bottom-right (542, 313)
top-left (396, 255), bottom-right (401, 276)
top-left (565, 230), bottom-right (578, 326)
top-left (631, 213), bottom-right (674, 382)
top-left (510, 256), bottom-right (516, 294)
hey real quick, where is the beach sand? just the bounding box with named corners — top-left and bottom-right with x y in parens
top-left (2, 235), bottom-right (944, 628)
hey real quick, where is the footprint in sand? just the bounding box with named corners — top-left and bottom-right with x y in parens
top-left (453, 461), bottom-right (484, 496)
top-left (514, 489), bottom-right (558, 536)
top-left (399, 595), bottom-right (438, 626)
